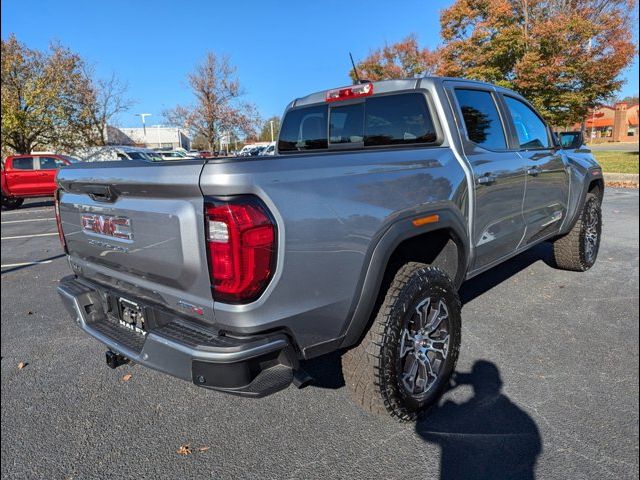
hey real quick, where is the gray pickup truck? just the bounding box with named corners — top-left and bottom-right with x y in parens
top-left (56, 77), bottom-right (603, 421)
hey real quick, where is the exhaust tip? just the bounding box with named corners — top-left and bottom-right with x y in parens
top-left (292, 369), bottom-right (314, 389)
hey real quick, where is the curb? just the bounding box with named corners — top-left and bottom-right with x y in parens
top-left (603, 172), bottom-right (639, 188)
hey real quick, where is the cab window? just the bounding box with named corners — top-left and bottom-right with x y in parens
top-left (11, 157), bottom-right (34, 170)
top-left (364, 93), bottom-right (437, 146)
top-left (504, 96), bottom-right (551, 149)
top-left (38, 157), bottom-right (66, 169)
top-left (278, 104), bottom-right (328, 152)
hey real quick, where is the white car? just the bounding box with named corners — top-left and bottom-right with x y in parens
top-left (74, 146), bottom-right (163, 162)
top-left (259, 142), bottom-right (276, 156)
top-left (158, 150), bottom-right (191, 160)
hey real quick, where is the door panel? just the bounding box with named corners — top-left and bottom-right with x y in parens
top-left (469, 149), bottom-right (527, 269)
top-left (502, 96), bottom-right (569, 243)
top-left (519, 150), bottom-right (569, 243)
top-left (36, 157), bottom-right (65, 195)
top-left (5, 157), bottom-right (38, 196)
top-left (445, 84), bottom-right (528, 270)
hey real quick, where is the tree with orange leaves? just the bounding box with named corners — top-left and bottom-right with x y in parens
top-left (351, 1), bottom-right (637, 126)
top-left (348, 34), bottom-right (437, 83)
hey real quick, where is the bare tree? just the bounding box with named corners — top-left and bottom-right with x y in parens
top-left (164, 53), bottom-right (260, 150)
top-left (76, 67), bottom-right (135, 146)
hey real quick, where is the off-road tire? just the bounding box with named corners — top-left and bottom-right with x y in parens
top-left (552, 192), bottom-right (602, 271)
top-left (342, 263), bottom-right (461, 422)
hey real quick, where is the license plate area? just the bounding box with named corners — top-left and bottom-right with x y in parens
top-left (117, 297), bottom-right (147, 336)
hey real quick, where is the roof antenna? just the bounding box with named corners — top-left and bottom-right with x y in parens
top-left (349, 52), bottom-right (364, 84)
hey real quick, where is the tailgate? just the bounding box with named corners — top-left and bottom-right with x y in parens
top-left (56, 160), bottom-right (214, 320)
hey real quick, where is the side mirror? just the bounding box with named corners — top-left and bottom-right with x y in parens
top-left (558, 131), bottom-right (585, 150)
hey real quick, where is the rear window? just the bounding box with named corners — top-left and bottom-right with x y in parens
top-left (365, 94), bottom-right (437, 146)
top-left (278, 104), bottom-right (328, 152)
top-left (278, 92), bottom-right (437, 153)
top-left (11, 157), bottom-right (34, 170)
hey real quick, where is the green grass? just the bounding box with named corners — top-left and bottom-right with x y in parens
top-left (593, 150), bottom-right (639, 174)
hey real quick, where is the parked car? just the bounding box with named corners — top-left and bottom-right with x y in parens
top-left (1, 154), bottom-right (79, 209)
top-left (75, 146), bottom-right (163, 163)
top-left (158, 150), bottom-right (191, 161)
top-left (259, 142), bottom-right (276, 156)
top-left (56, 77), bottom-right (603, 421)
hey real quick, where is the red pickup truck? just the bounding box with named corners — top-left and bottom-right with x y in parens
top-left (1, 154), bottom-right (79, 209)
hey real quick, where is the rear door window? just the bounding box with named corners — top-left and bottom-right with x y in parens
top-left (11, 157), bottom-right (34, 170)
top-left (454, 89), bottom-right (508, 150)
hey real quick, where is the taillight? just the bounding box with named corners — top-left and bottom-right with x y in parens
top-left (54, 189), bottom-right (67, 252)
top-left (326, 82), bottom-right (373, 102)
top-left (204, 197), bottom-right (276, 303)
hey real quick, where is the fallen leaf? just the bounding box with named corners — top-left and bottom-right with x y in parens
top-left (558, 285), bottom-right (565, 289)
top-left (177, 444), bottom-right (192, 455)
top-left (122, 374), bottom-right (132, 382)
top-left (198, 446), bottom-right (210, 452)
top-left (18, 362), bottom-right (27, 370)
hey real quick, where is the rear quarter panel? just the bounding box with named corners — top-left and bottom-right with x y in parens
top-left (201, 147), bottom-right (467, 351)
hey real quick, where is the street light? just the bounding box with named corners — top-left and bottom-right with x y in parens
top-left (135, 113), bottom-right (152, 138)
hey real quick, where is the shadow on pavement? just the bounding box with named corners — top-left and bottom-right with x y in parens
top-left (303, 242), bottom-right (557, 390)
top-left (2, 200), bottom-right (55, 211)
top-left (416, 360), bottom-right (542, 480)
top-left (301, 350), bottom-right (345, 389)
top-left (460, 241), bottom-right (555, 305)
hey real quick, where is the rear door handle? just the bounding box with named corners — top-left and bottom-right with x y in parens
top-left (527, 166), bottom-right (541, 176)
top-left (476, 173), bottom-right (497, 185)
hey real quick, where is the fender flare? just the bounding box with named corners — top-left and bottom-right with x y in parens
top-left (328, 207), bottom-right (468, 354)
top-left (561, 168), bottom-right (604, 235)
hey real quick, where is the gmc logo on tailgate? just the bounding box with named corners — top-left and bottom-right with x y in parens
top-left (81, 214), bottom-right (133, 240)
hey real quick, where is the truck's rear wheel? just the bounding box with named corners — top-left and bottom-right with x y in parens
top-left (342, 263), bottom-right (461, 422)
top-left (552, 192), bottom-right (602, 271)
top-left (1, 194), bottom-right (24, 210)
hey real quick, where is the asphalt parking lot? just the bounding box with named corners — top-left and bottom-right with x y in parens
top-left (1, 189), bottom-right (638, 480)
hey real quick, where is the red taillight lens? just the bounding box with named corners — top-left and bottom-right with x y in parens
top-left (326, 82), bottom-right (373, 102)
top-left (205, 198), bottom-right (276, 303)
top-left (54, 189), bottom-right (67, 252)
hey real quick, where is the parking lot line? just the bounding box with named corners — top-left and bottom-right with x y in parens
top-left (0, 208), bottom-right (53, 216)
top-left (1, 218), bottom-right (55, 224)
top-left (1, 232), bottom-right (58, 240)
top-left (1, 260), bottom-right (53, 268)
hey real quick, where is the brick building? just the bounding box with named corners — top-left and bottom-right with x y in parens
top-left (578, 102), bottom-right (639, 141)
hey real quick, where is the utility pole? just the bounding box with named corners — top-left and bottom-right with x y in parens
top-left (269, 120), bottom-right (274, 143)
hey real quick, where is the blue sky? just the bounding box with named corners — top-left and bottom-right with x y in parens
top-left (2, 0), bottom-right (638, 127)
